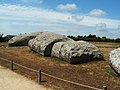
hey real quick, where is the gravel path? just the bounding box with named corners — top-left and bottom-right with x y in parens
top-left (0, 65), bottom-right (52, 90)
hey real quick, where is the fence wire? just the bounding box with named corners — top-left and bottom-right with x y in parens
top-left (0, 57), bottom-right (104, 90)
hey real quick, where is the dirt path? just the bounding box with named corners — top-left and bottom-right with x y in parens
top-left (0, 65), bottom-right (52, 90)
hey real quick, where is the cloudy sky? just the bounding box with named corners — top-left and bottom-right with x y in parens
top-left (0, 0), bottom-right (120, 38)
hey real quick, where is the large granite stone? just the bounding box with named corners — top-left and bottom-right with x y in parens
top-left (52, 40), bottom-right (103, 64)
top-left (109, 48), bottom-right (120, 75)
top-left (28, 32), bottom-right (73, 57)
top-left (8, 32), bottom-right (44, 46)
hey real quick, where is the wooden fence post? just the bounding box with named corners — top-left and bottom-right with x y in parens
top-left (11, 60), bottom-right (13, 70)
top-left (38, 69), bottom-right (41, 84)
top-left (103, 86), bottom-right (107, 90)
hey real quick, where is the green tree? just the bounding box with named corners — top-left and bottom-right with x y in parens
top-left (0, 33), bottom-right (4, 42)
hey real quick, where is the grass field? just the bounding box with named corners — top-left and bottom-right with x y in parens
top-left (0, 42), bottom-right (120, 90)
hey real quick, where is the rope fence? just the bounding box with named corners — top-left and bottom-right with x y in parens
top-left (0, 57), bottom-right (107, 90)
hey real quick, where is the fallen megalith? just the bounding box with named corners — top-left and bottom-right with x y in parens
top-left (8, 31), bottom-right (104, 64)
top-left (109, 48), bottom-right (120, 75)
top-left (28, 32), bottom-right (73, 57)
top-left (52, 40), bottom-right (104, 64)
top-left (8, 32), bottom-right (44, 46)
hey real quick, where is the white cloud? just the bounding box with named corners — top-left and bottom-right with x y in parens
top-left (0, 4), bottom-right (120, 38)
top-left (57, 3), bottom-right (77, 10)
top-left (0, 4), bottom-right (118, 28)
top-left (89, 9), bottom-right (107, 17)
top-left (70, 15), bottom-right (84, 22)
top-left (22, 0), bottom-right (43, 4)
top-left (96, 23), bottom-right (106, 30)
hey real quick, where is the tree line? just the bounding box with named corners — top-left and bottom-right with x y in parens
top-left (0, 33), bottom-right (4, 42)
top-left (0, 33), bottom-right (15, 42)
top-left (68, 34), bottom-right (120, 43)
top-left (0, 33), bottom-right (120, 43)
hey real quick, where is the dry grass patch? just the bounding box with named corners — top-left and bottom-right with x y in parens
top-left (0, 42), bottom-right (120, 90)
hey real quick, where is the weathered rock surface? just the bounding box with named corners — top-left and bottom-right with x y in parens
top-left (8, 31), bottom-right (103, 64)
top-left (28, 32), bottom-right (73, 56)
top-left (109, 48), bottom-right (120, 75)
top-left (8, 32), bottom-right (44, 46)
top-left (52, 40), bottom-right (103, 64)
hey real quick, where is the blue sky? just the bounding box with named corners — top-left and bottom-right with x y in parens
top-left (0, 0), bottom-right (120, 38)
